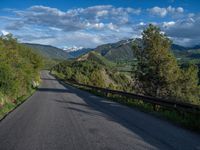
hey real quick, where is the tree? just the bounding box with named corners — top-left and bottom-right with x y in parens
top-left (133, 24), bottom-right (199, 103)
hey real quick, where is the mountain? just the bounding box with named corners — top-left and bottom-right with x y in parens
top-left (172, 44), bottom-right (200, 51)
top-left (94, 39), bottom-right (135, 62)
top-left (171, 44), bottom-right (188, 51)
top-left (23, 43), bottom-right (69, 60)
top-left (23, 40), bottom-right (200, 63)
top-left (92, 39), bottom-right (200, 62)
top-left (192, 45), bottom-right (200, 49)
top-left (76, 51), bottom-right (115, 67)
top-left (63, 46), bottom-right (84, 52)
top-left (67, 48), bottom-right (92, 58)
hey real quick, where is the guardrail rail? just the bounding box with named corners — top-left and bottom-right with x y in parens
top-left (54, 77), bottom-right (200, 114)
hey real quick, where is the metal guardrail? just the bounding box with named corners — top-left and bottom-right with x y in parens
top-left (66, 81), bottom-right (200, 113)
top-left (51, 70), bottom-right (200, 114)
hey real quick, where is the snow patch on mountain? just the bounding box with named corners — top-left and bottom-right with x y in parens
top-left (63, 46), bottom-right (84, 52)
top-left (1, 30), bottom-right (10, 36)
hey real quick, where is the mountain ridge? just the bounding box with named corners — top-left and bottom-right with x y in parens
top-left (23, 43), bottom-right (70, 60)
top-left (23, 40), bottom-right (200, 62)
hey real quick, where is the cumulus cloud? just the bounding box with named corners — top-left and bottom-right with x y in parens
top-left (25, 31), bottom-right (105, 48)
top-left (148, 6), bottom-right (184, 17)
top-left (161, 15), bottom-right (200, 46)
top-left (5, 5), bottom-right (141, 32)
top-left (162, 21), bottom-right (175, 28)
top-left (1, 5), bottom-right (199, 47)
top-left (0, 5), bottom-right (142, 47)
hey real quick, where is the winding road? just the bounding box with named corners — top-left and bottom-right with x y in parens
top-left (0, 71), bottom-right (199, 150)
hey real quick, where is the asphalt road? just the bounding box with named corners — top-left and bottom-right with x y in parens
top-left (0, 71), bottom-right (200, 150)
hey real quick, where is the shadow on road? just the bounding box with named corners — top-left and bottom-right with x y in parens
top-left (38, 88), bottom-right (69, 93)
top-left (40, 75), bottom-right (200, 150)
top-left (40, 77), bottom-right (57, 81)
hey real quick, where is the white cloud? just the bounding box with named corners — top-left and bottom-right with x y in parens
top-left (162, 21), bottom-right (175, 28)
top-left (5, 5), bottom-right (140, 32)
top-left (149, 7), bottom-right (167, 17)
top-left (0, 5), bottom-right (142, 47)
top-left (29, 5), bottom-right (65, 16)
top-left (1, 5), bottom-right (199, 47)
top-left (162, 15), bottom-right (200, 46)
top-left (49, 27), bottom-right (62, 31)
top-left (148, 6), bottom-right (184, 17)
top-left (177, 7), bottom-right (184, 13)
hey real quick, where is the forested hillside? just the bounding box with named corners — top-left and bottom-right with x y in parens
top-left (91, 38), bottom-right (200, 64)
top-left (0, 34), bottom-right (43, 117)
top-left (52, 25), bottom-right (200, 105)
top-left (52, 51), bottom-right (133, 91)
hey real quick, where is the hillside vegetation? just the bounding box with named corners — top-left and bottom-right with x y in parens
top-left (92, 37), bottom-right (200, 65)
top-left (0, 34), bottom-right (43, 117)
top-left (52, 25), bottom-right (200, 105)
top-left (23, 43), bottom-right (66, 69)
top-left (52, 51), bottom-right (133, 91)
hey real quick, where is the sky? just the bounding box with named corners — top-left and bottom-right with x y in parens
top-left (0, 0), bottom-right (200, 49)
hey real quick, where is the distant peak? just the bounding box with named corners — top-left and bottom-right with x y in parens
top-left (1, 30), bottom-right (10, 36)
top-left (63, 46), bottom-right (84, 52)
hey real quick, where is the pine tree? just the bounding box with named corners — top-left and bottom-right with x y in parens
top-left (133, 24), bottom-right (199, 104)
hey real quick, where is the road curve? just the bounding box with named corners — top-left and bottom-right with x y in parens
top-left (0, 71), bottom-right (199, 150)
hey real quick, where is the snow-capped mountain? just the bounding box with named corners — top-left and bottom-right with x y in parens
top-left (1, 30), bottom-right (10, 36)
top-left (63, 46), bottom-right (84, 52)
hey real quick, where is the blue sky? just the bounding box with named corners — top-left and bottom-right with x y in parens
top-left (0, 0), bottom-right (200, 49)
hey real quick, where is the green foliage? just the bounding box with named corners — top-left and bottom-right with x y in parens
top-left (0, 63), bottom-right (15, 96)
top-left (133, 24), bottom-right (199, 104)
top-left (89, 70), bottom-right (105, 87)
top-left (52, 55), bottom-right (133, 90)
top-left (179, 65), bottom-right (200, 103)
top-left (64, 66), bottom-right (73, 80)
top-left (86, 51), bottom-right (116, 67)
top-left (0, 34), bottom-right (43, 99)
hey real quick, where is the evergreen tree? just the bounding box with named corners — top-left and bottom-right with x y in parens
top-left (133, 24), bottom-right (199, 103)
